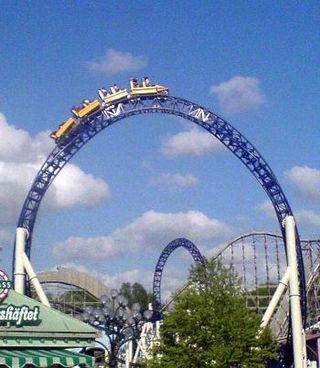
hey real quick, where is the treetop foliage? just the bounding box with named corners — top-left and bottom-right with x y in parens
top-left (145, 259), bottom-right (279, 368)
top-left (119, 282), bottom-right (152, 310)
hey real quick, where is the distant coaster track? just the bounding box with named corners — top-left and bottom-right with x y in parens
top-left (152, 238), bottom-right (205, 311)
top-left (13, 93), bottom-right (306, 322)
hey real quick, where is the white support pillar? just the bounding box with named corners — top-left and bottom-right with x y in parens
top-left (126, 341), bottom-right (133, 368)
top-left (260, 267), bottom-right (290, 331)
top-left (285, 215), bottom-right (307, 368)
top-left (132, 321), bottom-right (154, 363)
top-left (22, 253), bottom-right (50, 307)
top-left (14, 227), bottom-right (28, 294)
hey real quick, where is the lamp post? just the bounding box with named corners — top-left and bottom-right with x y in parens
top-left (80, 289), bottom-right (153, 368)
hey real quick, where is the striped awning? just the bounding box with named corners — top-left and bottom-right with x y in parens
top-left (0, 349), bottom-right (95, 368)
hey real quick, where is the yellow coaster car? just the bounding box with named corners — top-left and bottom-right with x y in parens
top-left (72, 100), bottom-right (101, 118)
top-left (50, 118), bottom-right (78, 140)
top-left (130, 84), bottom-right (169, 96)
top-left (100, 89), bottom-right (129, 105)
top-left (129, 78), bottom-right (169, 96)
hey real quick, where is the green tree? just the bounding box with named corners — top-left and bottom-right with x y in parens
top-left (145, 259), bottom-right (279, 368)
top-left (120, 282), bottom-right (132, 304)
top-left (119, 282), bottom-right (152, 310)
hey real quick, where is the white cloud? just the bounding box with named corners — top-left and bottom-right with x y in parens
top-left (46, 164), bottom-right (110, 209)
top-left (257, 200), bottom-right (277, 220)
top-left (0, 114), bottom-right (51, 163)
top-left (0, 113), bottom-right (110, 224)
top-left (53, 210), bottom-right (232, 262)
top-left (204, 241), bottom-right (229, 259)
top-left (210, 76), bottom-right (266, 114)
top-left (286, 166), bottom-right (320, 200)
top-left (162, 128), bottom-right (224, 157)
top-left (149, 173), bottom-right (199, 190)
top-left (258, 198), bottom-right (320, 231)
top-left (100, 269), bottom-right (154, 291)
top-left (87, 49), bottom-right (148, 75)
top-left (295, 210), bottom-right (320, 228)
top-left (54, 235), bottom-right (121, 262)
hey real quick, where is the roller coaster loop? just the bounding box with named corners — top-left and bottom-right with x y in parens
top-left (152, 238), bottom-right (205, 312)
top-left (13, 94), bottom-right (306, 323)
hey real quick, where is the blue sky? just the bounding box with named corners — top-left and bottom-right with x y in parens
top-left (0, 1), bottom-right (319, 299)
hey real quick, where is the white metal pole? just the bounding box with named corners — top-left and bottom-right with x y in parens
top-left (22, 253), bottom-right (50, 307)
top-left (285, 215), bottom-right (307, 368)
top-left (126, 341), bottom-right (132, 368)
top-left (260, 267), bottom-right (290, 331)
top-left (14, 227), bottom-right (28, 294)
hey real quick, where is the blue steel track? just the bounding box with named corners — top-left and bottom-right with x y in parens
top-left (13, 94), bottom-right (306, 322)
top-left (153, 238), bottom-right (205, 311)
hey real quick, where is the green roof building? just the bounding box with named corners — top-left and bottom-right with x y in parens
top-left (0, 288), bottom-right (99, 368)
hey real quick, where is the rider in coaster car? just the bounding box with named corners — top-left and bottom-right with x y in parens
top-left (143, 76), bottom-right (151, 87)
top-left (110, 84), bottom-right (120, 94)
top-left (98, 88), bottom-right (109, 99)
top-left (131, 78), bottom-right (139, 88)
top-left (82, 99), bottom-right (91, 107)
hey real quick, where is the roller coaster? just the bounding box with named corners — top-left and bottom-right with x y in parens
top-left (50, 77), bottom-right (168, 141)
top-left (13, 77), bottom-right (309, 366)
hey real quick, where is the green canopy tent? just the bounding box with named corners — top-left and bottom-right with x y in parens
top-left (0, 290), bottom-right (99, 368)
top-left (0, 349), bottom-right (94, 368)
